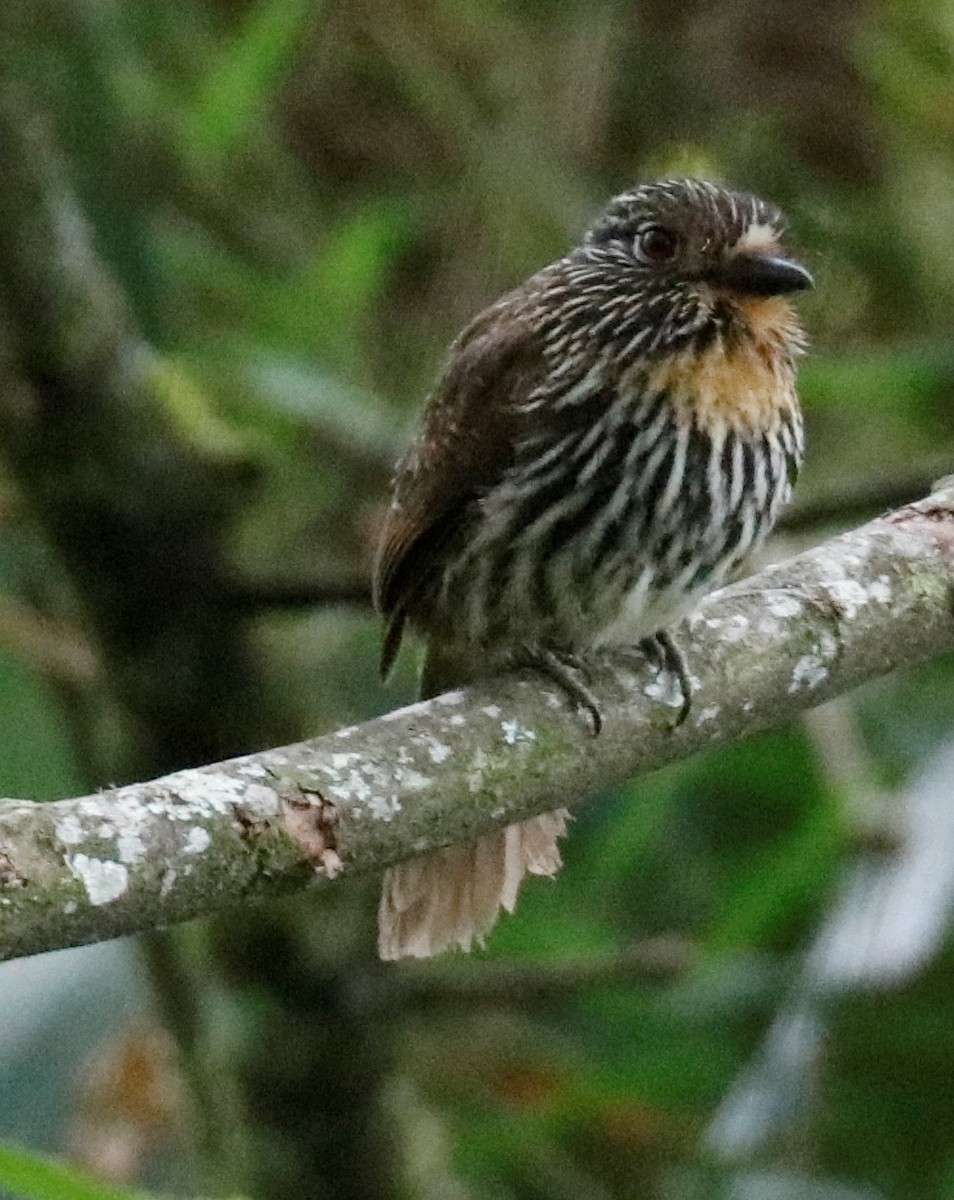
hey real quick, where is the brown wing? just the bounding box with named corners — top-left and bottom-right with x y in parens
top-left (374, 302), bottom-right (545, 678)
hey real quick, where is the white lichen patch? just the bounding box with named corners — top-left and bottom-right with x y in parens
top-left (826, 577), bottom-right (875, 621)
top-left (235, 760), bottom-right (269, 778)
top-left (696, 705), bottom-right (720, 724)
top-left (183, 826), bottom-right (211, 855)
top-left (159, 868), bottom-right (178, 898)
top-left (788, 631), bottom-right (839, 693)
top-left (262, 753), bottom-right (291, 768)
top-left (317, 752), bottom-right (361, 783)
top-left (643, 674), bottom-right (687, 709)
top-left (366, 793), bottom-right (402, 820)
top-left (448, 713), bottom-right (466, 726)
top-left (394, 767), bottom-right (432, 793)
top-left (63, 901), bottom-right (77, 915)
top-left (55, 815), bottom-right (84, 846)
top-left (643, 677), bottom-right (668, 701)
top-left (424, 737), bottom-right (452, 764)
top-left (481, 704), bottom-right (502, 719)
top-left (237, 783), bottom-right (281, 821)
top-left (68, 855), bottom-right (128, 905)
top-left (326, 769), bottom-right (373, 804)
top-left (156, 770), bottom-right (245, 819)
top-left (467, 748), bottom-right (490, 794)
top-left (96, 823), bottom-right (115, 839)
top-left (717, 613), bottom-right (750, 642)
top-left (319, 849), bottom-right (343, 879)
top-left (766, 593), bottom-right (804, 620)
top-left (328, 758), bottom-right (403, 806)
top-left (116, 832), bottom-right (145, 865)
top-left (869, 574), bottom-right (893, 605)
top-left (501, 719), bottom-right (537, 745)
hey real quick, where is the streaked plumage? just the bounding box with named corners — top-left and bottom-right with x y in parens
top-left (374, 179), bottom-right (810, 960)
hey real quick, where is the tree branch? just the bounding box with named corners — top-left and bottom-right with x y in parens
top-left (2, 483), bottom-right (954, 964)
top-left (777, 458), bottom-right (954, 533)
top-left (397, 935), bottom-right (696, 1007)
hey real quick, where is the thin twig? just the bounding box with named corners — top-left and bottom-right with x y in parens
top-left (218, 575), bottom-right (373, 613)
top-left (396, 936), bottom-right (694, 1007)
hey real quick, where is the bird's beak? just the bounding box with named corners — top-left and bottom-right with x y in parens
top-left (715, 252), bottom-right (814, 297)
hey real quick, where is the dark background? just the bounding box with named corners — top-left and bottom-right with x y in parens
top-left (2, 2), bottom-right (954, 1199)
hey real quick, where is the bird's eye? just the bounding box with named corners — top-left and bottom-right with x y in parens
top-left (635, 225), bottom-right (679, 265)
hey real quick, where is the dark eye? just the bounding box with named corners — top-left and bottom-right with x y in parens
top-left (635, 225), bottom-right (678, 265)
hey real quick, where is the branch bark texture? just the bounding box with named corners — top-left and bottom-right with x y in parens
top-left (2, 484), bottom-right (954, 963)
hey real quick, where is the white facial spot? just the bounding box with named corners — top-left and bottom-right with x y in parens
top-left (736, 222), bottom-right (779, 255)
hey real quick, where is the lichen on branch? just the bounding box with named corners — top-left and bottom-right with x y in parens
top-left (2, 484), bottom-right (954, 964)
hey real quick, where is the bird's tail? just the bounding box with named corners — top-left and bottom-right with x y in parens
top-left (377, 638), bottom-right (568, 960)
top-left (378, 808), bottom-right (569, 960)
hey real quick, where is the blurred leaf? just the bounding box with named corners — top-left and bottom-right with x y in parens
top-left (0, 652), bottom-right (81, 800)
top-left (237, 352), bottom-right (396, 455)
top-left (181, 0), bottom-right (317, 167)
top-left (0, 1142), bottom-right (154, 1200)
top-left (705, 800), bottom-right (841, 955)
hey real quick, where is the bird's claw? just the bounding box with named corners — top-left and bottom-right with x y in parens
top-left (639, 631), bottom-right (692, 728)
top-left (520, 646), bottom-right (603, 736)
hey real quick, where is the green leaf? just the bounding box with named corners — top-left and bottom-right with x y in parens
top-left (0, 1142), bottom-right (245, 1200)
top-left (182, 0), bottom-right (317, 166)
top-left (0, 650), bottom-right (81, 800)
top-left (0, 1142), bottom-right (151, 1200)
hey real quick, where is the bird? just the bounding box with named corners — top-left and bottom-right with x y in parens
top-left (373, 178), bottom-right (811, 960)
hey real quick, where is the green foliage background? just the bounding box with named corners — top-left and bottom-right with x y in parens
top-left (2, 2), bottom-right (954, 1199)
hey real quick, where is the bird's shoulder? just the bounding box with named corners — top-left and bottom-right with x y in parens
top-left (372, 288), bottom-right (549, 658)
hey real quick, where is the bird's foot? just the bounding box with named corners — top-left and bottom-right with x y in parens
top-left (518, 645), bottom-right (603, 736)
top-left (638, 630), bottom-right (693, 728)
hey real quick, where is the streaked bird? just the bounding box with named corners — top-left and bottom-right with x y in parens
top-left (374, 178), bottom-right (811, 960)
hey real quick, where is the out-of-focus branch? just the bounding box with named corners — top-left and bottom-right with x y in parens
top-left (778, 459), bottom-right (953, 534)
top-left (218, 574), bottom-right (373, 613)
top-left (2, 483), bottom-right (954, 964)
top-left (0, 597), bottom-right (99, 685)
top-left (214, 462), bottom-right (954, 618)
top-left (0, 88), bottom-right (287, 776)
top-left (397, 936), bottom-right (695, 1007)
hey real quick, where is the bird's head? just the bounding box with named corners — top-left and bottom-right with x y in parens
top-left (579, 178), bottom-right (811, 358)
